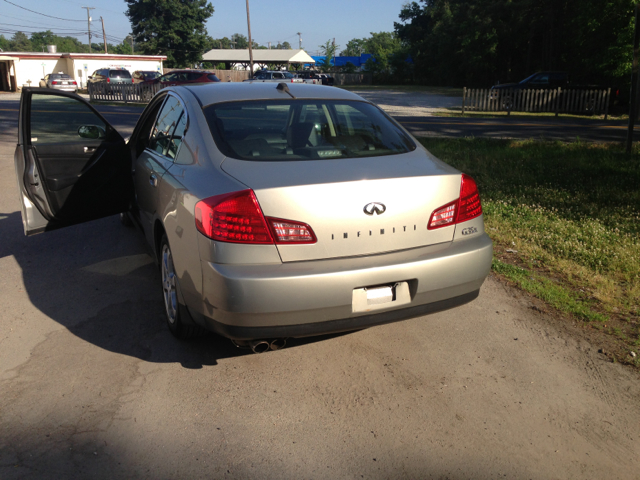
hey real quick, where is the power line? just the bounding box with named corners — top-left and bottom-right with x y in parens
top-left (2, 0), bottom-right (85, 22)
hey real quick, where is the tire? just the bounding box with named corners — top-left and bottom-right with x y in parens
top-left (160, 234), bottom-right (200, 339)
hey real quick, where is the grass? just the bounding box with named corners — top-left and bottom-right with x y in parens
top-left (419, 137), bottom-right (640, 364)
top-left (435, 109), bottom-right (628, 121)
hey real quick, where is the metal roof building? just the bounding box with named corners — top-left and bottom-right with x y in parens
top-left (202, 49), bottom-right (315, 69)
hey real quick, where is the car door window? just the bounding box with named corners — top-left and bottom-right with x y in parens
top-left (148, 95), bottom-right (184, 158)
top-left (30, 93), bottom-right (108, 144)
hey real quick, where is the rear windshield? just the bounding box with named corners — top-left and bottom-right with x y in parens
top-left (110, 70), bottom-right (131, 78)
top-left (50, 74), bottom-right (71, 80)
top-left (145, 72), bottom-right (160, 79)
top-left (204, 99), bottom-right (416, 161)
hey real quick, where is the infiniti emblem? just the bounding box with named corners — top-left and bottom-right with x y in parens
top-left (363, 202), bottom-right (386, 216)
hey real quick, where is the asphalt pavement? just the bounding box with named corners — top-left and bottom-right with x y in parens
top-left (1, 97), bottom-right (639, 143)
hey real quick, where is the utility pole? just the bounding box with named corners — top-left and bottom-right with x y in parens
top-left (101, 17), bottom-right (107, 53)
top-left (246, 0), bottom-right (254, 75)
top-left (82, 7), bottom-right (95, 53)
top-left (297, 32), bottom-right (302, 49)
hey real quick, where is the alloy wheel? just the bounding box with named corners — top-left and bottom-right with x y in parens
top-left (161, 244), bottom-right (178, 325)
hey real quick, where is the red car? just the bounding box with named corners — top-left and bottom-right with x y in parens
top-left (145, 69), bottom-right (221, 87)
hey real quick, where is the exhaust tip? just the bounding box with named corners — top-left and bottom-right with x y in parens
top-left (250, 340), bottom-right (271, 354)
top-left (270, 338), bottom-right (287, 351)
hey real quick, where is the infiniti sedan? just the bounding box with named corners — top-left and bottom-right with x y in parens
top-left (14, 84), bottom-right (492, 352)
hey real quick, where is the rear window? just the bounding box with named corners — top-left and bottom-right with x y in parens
top-left (110, 70), bottom-right (131, 78)
top-left (204, 99), bottom-right (415, 161)
top-left (50, 74), bottom-right (71, 80)
top-left (207, 74), bottom-right (221, 82)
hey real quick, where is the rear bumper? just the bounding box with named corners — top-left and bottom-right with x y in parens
top-left (196, 233), bottom-right (493, 339)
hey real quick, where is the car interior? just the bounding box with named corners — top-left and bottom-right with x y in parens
top-left (204, 100), bottom-right (415, 161)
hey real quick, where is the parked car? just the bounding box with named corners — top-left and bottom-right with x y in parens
top-left (39, 73), bottom-right (78, 92)
top-left (14, 84), bottom-right (492, 352)
top-left (88, 68), bottom-right (133, 86)
top-left (132, 70), bottom-right (162, 83)
top-left (244, 70), bottom-right (307, 83)
top-left (490, 72), bottom-right (619, 109)
top-left (295, 71), bottom-right (331, 85)
top-left (145, 70), bottom-right (221, 88)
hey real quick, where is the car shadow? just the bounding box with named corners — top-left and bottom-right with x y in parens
top-left (0, 210), bottom-right (348, 369)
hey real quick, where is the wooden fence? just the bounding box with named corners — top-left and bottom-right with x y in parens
top-left (462, 87), bottom-right (611, 119)
top-left (162, 68), bottom-right (251, 82)
top-left (88, 82), bottom-right (162, 103)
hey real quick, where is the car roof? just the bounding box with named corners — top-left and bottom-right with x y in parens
top-left (180, 82), bottom-right (366, 106)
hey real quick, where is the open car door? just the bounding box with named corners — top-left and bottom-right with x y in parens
top-left (15, 88), bottom-right (133, 235)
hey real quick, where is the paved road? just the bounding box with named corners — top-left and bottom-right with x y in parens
top-left (1, 96), bottom-right (639, 479)
top-left (1, 98), bottom-right (638, 144)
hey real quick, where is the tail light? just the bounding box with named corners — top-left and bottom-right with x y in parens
top-left (107, 78), bottom-right (110, 83)
top-left (428, 174), bottom-right (483, 229)
top-left (71, 80), bottom-right (77, 85)
top-left (51, 81), bottom-right (59, 85)
top-left (195, 189), bottom-right (316, 244)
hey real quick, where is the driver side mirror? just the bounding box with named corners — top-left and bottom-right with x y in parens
top-left (77, 125), bottom-right (106, 140)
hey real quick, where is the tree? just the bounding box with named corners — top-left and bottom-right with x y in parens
top-left (125, 0), bottom-right (215, 67)
top-left (212, 37), bottom-right (233, 49)
top-left (232, 34), bottom-right (249, 49)
top-left (394, 0), bottom-right (637, 89)
top-left (318, 39), bottom-right (339, 72)
top-left (276, 41), bottom-right (292, 49)
top-left (361, 32), bottom-right (401, 75)
top-left (10, 32), bottom-right (32, 52)
top-left (341, 38), bottom-right (366, 57)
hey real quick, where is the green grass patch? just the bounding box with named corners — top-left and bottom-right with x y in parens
top-left (492, 259), bottom-right (607, 322)
top-left (420, 137), bottom-right (640, 361)
top-left (433, 108), bottom-right (627, 121)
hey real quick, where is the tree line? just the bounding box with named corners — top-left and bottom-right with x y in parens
top-left (394, 0), bottom-right (636, 88)
top-left (0, 31), bottom-right (133, 55)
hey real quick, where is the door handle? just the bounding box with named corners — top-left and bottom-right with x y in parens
top-left (149, 173), bottom-right (158, 187)
top-left (83, 146), bottom-right (97, 153)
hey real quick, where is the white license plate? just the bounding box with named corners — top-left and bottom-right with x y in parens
top-left (62, 81), bottom-right (68, 84)
top-left (366, 285), bottom-right (393, 305)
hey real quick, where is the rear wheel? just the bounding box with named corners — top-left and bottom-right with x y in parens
top-left (160, 234), bottom-right (199, 339)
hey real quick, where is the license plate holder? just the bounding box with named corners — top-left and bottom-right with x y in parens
top-left (352, 281), bottom-right (411, 313)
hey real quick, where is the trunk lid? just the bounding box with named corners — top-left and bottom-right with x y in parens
top-left (221, 149), bottom-right (462, 262)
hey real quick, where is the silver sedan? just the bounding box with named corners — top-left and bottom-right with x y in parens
top-left (14, 84), bottom-right (492, 352)
top-left (39, 73), bottom-right (78, 92)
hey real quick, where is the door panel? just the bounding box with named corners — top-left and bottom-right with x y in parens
top-left (15, 88), bottom-right (134, 235)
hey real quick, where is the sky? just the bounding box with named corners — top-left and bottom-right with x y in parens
top-left (1, 0), bottom-right (411, 55)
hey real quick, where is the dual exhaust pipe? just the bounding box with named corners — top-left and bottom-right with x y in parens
top-left (233, 338), bottom-right (287, 353)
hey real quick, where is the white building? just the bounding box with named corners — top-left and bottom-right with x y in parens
top-left (0, 52), bottom-right (167, 92)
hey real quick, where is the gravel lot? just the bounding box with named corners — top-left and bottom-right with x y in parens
top-left (349, 89), bottom-right (460, 116)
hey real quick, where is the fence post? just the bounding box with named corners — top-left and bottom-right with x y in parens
top-left (462, 87), bottom-right (466, 114)
top-left (555, 88), bottom-right (560, 117)
top-left (604, 87), bottom-right (611, 121)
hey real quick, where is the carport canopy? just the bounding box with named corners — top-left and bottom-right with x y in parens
top-left (202, 49), bottom-right (315, 69)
